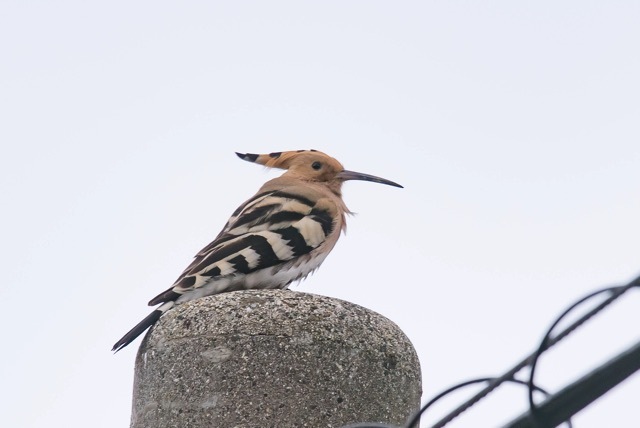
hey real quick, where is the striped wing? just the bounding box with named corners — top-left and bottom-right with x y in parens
top-left (148, 189), bottom-right (335, 306)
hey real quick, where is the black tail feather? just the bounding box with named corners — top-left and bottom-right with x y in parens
top-left (112, 309), bottom-right (163, 353)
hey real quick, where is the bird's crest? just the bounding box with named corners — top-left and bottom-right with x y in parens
top-left (236, 149), bottom-right (339, 169)
top-left (236, 150), bottom-right (403, 188)
top-left (235, 150), bottom-right (350, 184)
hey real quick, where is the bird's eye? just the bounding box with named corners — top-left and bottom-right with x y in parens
top-left (312, 161), bottom-right (322, 170)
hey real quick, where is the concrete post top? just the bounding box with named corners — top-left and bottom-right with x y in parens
top-left (142, 290), bottom-right (418, 359)
top-left (133, 290), bottom-right (422, 428)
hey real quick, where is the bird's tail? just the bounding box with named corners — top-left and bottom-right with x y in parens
top-left (112, 302), bottom-right (174, 352)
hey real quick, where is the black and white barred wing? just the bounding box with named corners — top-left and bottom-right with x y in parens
top-left (148, 189), bottom-right (335, 306)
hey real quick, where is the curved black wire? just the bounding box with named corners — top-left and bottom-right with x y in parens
top-left (527, 281), bottom-right (640, 420)
top-left (404, 377), bottom-right (572, 428)
top-left (527, 286), bottom-right (615, 416)
top-left (342, 275), bottom-right (640, 428)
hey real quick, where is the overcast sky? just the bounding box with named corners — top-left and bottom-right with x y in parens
top-left (2, 1), bottom-right (639, 427)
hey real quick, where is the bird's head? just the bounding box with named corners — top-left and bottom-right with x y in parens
top-left (236, 150), bottom-right (403, 193)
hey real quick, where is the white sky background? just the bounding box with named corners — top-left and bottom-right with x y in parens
top-left (1, 1), bottom-right (639, 427)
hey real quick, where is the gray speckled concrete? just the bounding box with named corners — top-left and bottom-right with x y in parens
top-left (131, 290), bottom-right (421, 428)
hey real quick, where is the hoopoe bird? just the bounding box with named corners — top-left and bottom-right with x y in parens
top-left (112, 150), bottom-right (402, 352)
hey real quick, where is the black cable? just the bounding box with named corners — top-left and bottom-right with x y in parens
top-left (527, 281), bottom-right (640, 421)
top-left (404, 377), bottom-right (571, 428)
top-left (506, 338), bottom-right (640, 428)
top-left (429, 274), bottom-right (640, 427)
top-left (406, 378), bottom-right (493, 427)
top-left (341, 274), bottom-right (640, 428)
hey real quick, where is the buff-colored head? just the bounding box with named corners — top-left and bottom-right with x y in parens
top-left (235, 150), bottom-right (403, 189)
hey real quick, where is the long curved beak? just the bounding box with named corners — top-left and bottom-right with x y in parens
top-left (336, 170), bottom-right (403, 188)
